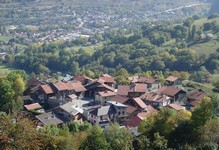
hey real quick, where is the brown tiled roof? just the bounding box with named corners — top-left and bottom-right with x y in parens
top-left (167, 103), bottom-right (185, 111)
top-left (24, 103), bottom-right (42, 110)
top-left (166, 76), bottom-right (178, 82)
top-left (124, 116), bottom-right (142, 127)
top-left (156, 86), bottom-right (182, 97)
top-left (99, 91), bottom-right (116, 97)
top-left (117, 83), bottom-right (147, 96)
top-left (99, 76), bottom-right (115, 83)
top-left (126, 105), bottom-right (138, 114)
top-left (53, 81), bottom-right (68, 91)
top-left (101, 74), bottom-right (112, 78)
top-left (41, 85), bottom-right (54, 94)
top-left (139, 77), bottom-right (156, 84)
top-left (133, 98), bottom-right (147, 109)
top-left (129, 76), bottom-right (156, 84)
top-left (71, 82), bottom-right (87, 92)
top-left (140, 93), bottom-right (170, 102)
top-left (73, 76), bottom-right (93, 82)
top-left (97, 83), bottom-right (115, 92)
top-left (137, 106), bottom-right (157, 119)
top-left (187, 91), bottom-right (208, 107)
top-left (110, 95), bottom-right (129, 104)
top-left (65, 82), bottom-right (75, 90)
top-left (27, 78), bottom-right (43, 87)
top-left (187, 91), bottom-right (207, 101)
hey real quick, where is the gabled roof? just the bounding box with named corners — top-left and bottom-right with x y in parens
top-left (99, 91), bottom-right (116, 97)
top-left (187, 91), bottom-right (208, 107)
top-left (73, 76), bottom-right (93, 82)
top-left (99, 76), bottom-right (115, 83)
top-left (156, 86), bottom-right (183, 97)
top-left (140, 93), bottom-right (170, 102)
top-left (167, 103), bottom-right (185, 111)
top-left (166, 76), bottom-right (178, 82)
top-left (90, 105), bottom-right (117, 116)
top-left (86, 80), bottom-right (115, 92)
top-left (64, 82), bottom-right (75, 90)
top-left (41, 84), bottom-right (54, 94)
top-left (24, 103), bottom-right (42, 110)
top-left (71, 82), bottom-right (87, 92)
top-left (60, 102), bottom-right (83, 116)
top-left (27, 78), bottom-right (43, 87)
top-left (36, 112), bottom-right (63, 125)
top-left (129, 76), bottom-right (156, 84)
top-left (126, 105), bottom-right (138, 114)
top-left (133, 98), bottom-right (147, 109)
top-left (101, 74), bottom-right (112, 78)
top-left (110, 95), bottom-right (129, 104)
top-left (53, 81), bottom-right (68, 91)
top-left (187, 91), bottom-right (207, 101)
top-left (124, 116), bottom-right (142, 127)
top-left (117, 83), bottom-right (147, 96)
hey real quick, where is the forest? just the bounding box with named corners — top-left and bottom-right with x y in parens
top-left (5, 15), bottom-right (219, 83)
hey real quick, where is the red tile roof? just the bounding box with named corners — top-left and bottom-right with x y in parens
top-left (140, 93), bottom-right (170, 102)
top-left (156, 86), bottom-right (182, 97)
top-left (73, 76), bottom-right (93, 82)
top-left (129, 76), bottom-right (156, 84)
top-left (167, 103), bottom-right (185, 111)
top-left (41, 85), bottom-right (54, 94)
top-left (99, 91), bottom-right (116, 97)
top-left (126, 105), bottom-right (138, 114)
top-left (117, 83), bottom-right (147, 96)
top-left (65, 82), bottom-right (75, 90)
top-left (53, 81), bottom-right (68, 91)
top-left (110, 95), bottom-right (129, 104)
top-left (187, 91), bottom-right (208, 107)
top-left (99, 76), bottom-right (115, 83)
top-left (133, 98), bottom-right (147, 109)
top-left (124, 116), bottom-right (142, 127)
top-left (101, 74), bottom-right (112, 77)
top-left (24, 103), bottom-right (42, 110)
top-left (71, 82), bottom-right (87, 92)
top-left (27, 78), bottom-right (43, 87)
top-left (166, 76), bottom-right (178, 82)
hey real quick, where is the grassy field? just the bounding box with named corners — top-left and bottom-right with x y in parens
top-left (0, 35), bottom-right (12, 42)
top-left (0, 63), bottom-right (16, 74)
top-left (188, 39), bottom-right (218, 56)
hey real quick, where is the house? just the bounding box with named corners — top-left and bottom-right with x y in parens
top-left (129, 76), bottom-right (160, 91)
top-left (124, 105), bottom-right (156, 127)
top-left (88, 105), bottom-right (117, 127)
top-left (40, 84), bottom-right (55, 102)
top-left (117, 83), bottom-right (147, 98)
top-left (166, 103), bottom-right (185, 111)
top-left (185, 91), bottom-right (208, 109)
top-left (107, 101), bottom-right (128, 122)
top-left (110, 95), bottom-right (129, 104)
top-left (166, 76), bottom-right (181, 87)
top-left (99, 74), bottom-right (115, 87)
top-left (20, 95), bottom-right (34, 105)
top-left (56, 101), bottom-right (84, 123)
top-left (156, 86), bottom-right (186, 103)
top-left (65, 81), bottom-right (87, 96)
top-left (132, 98), bottom-right (148, 110)
top-left (95, 91), bottom-right (117, 105)
top-left (26, 78), bottom-right (44, 94)
top-left (140, 92), bottom-right (171, 108)
top-left (36, 112), bottom-right (63, 126)
top-left (51, 81), bottom-right (68, 100)
top-left (72, 75), bottom-right (93, 85)
top-left (85, 79), bottom-right (115, 97)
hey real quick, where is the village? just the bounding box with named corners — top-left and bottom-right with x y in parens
top-left (22, 73), bottom-right (208, 130)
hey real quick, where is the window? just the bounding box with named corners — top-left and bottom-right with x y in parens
top-left (118, 112), bottom-right (121, 115)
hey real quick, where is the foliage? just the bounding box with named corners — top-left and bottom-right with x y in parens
top-left (104, 123), bottom-right (133, 150)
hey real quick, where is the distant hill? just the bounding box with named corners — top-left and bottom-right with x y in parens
top-left (209, 0), bottom-right (219, 14)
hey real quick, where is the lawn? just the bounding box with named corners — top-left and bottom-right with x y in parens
top-left (188, 39), bottom-right (218, 56)
top-left (0, 64), bottom-right (16, 74)
top-left (0, 35), bottom-right (12, 42)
